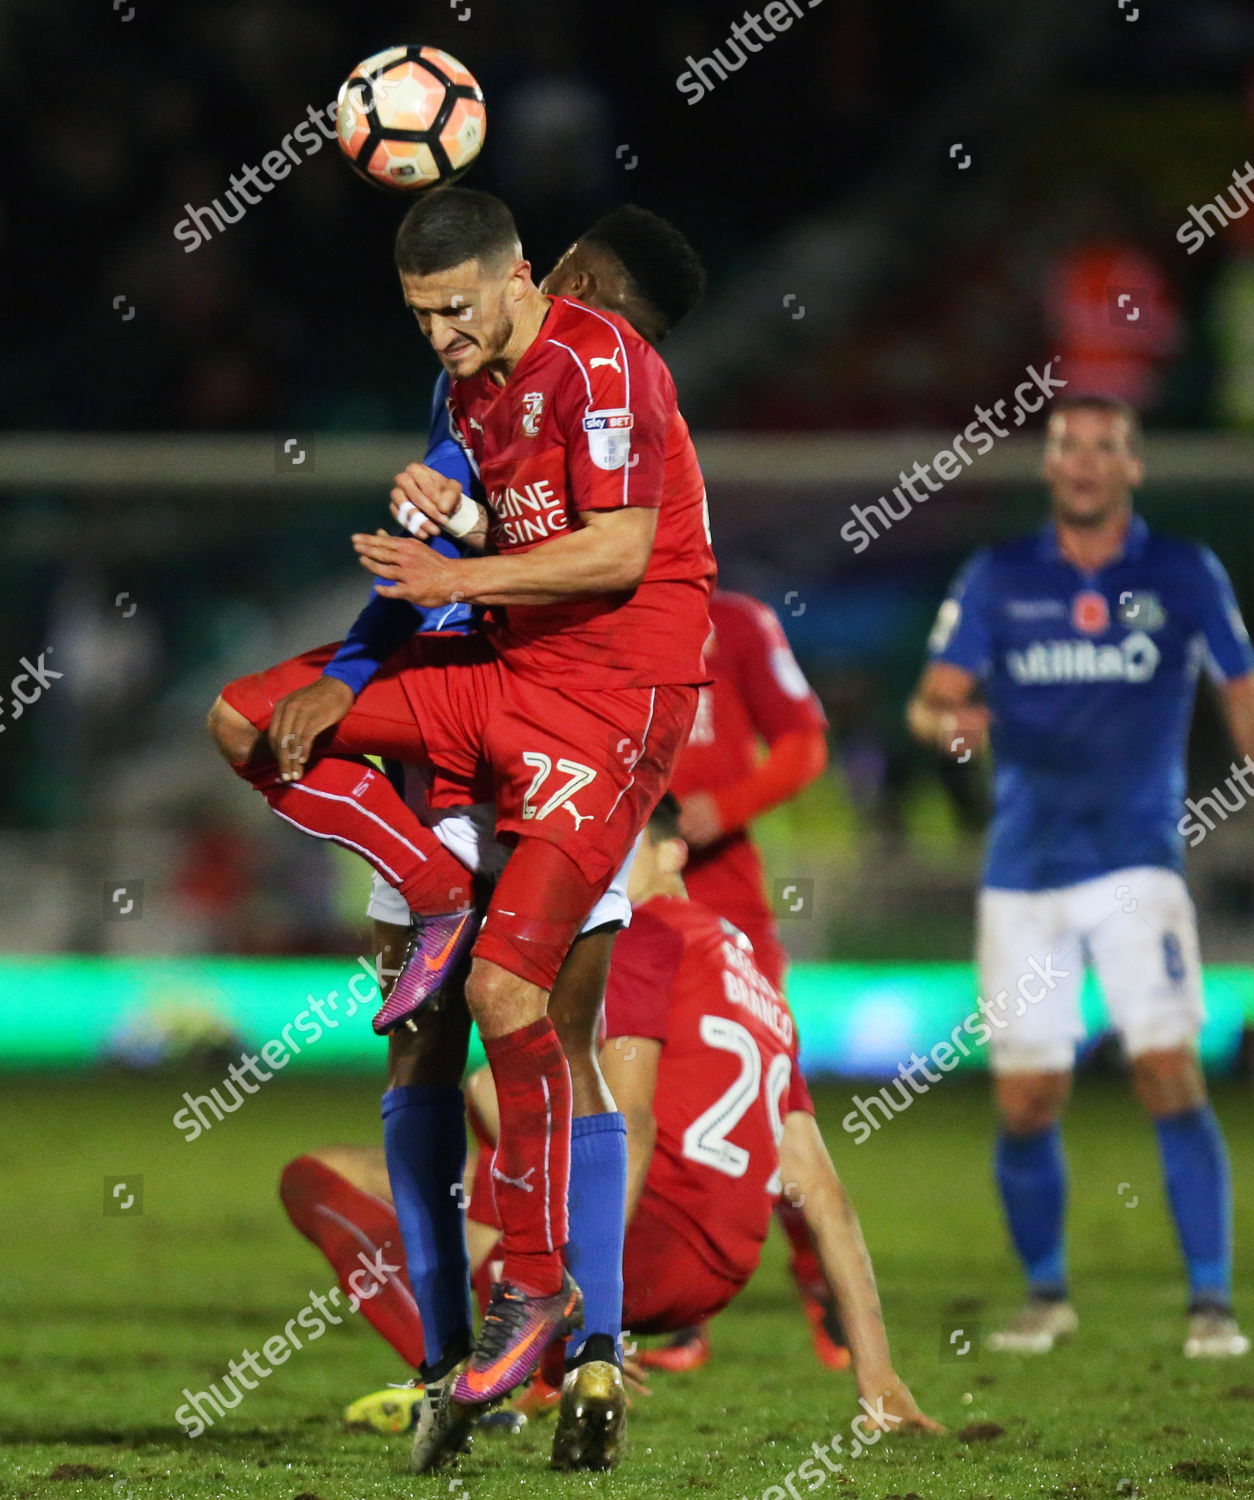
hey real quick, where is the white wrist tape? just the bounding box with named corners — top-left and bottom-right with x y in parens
top-left (395, 499), bottom-right (423, 536)
top-left (443, 492), bottom-right (482, 539)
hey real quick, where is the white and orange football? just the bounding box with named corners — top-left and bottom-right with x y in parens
top-left (335, 46), bottom-right (486, 193)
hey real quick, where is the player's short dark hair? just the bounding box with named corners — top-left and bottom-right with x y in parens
top-left (646, 791), bottom-right (683, 842)
top-left (395, 188), bottom-right (520, 277)
top-left (581, 205), bottom-right (706, 338)
top-left (1048, 394), bottom-right (1143, 452)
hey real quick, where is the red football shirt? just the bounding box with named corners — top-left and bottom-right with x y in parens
top-left (603, 894), bottom-right (814, 1286)
top-left (446, 296), bottom-right (716, 689)
top-left (669, 592), bottom-right (827, 935)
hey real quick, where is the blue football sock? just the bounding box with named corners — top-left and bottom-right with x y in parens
top-left (381, 1084), bottom-right (472, 1375)
top-left (1154, 1105), bottom-right (1232, 1308)
top-left (565, 1111), bottom-right (627, 1363)
top-left (995, 1125), bottom-right (1068, 1297)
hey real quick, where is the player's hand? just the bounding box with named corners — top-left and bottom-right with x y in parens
top-left (352, 529), bottom-right (466, 609)
top-left (268, 675), bottom-right (355, 783)
top-left (858, 1374), bottom-right (947, 1436)
top-left (388, 463), bottom-right (458, 530)
top-left (620, 1354), bottom-right (653, 1401)
top-left (678, 791), bottom-right (724, 849)
top-left (937, 705), bottom-right (990, 761)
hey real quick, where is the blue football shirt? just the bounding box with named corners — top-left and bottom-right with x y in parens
top-left (929, 514), bottom-right (1254, 890)
top-left (323, 372), bottom-right (479, 695)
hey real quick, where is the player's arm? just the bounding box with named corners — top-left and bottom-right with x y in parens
top-left (681, 597), bottom-right (829, 848)
top-left (1189, 545), bottom-right (1254, 765)
top-left (906, 661), bottom-right (988, 760)
top-left (356, 326), bottom-right (671, 609)
top-left (906, 552), bottom-right (995, 761)
top-left (355, 503), bottom-right (657, 607)
top-left (777, 1110), bottom-right (944, 1434)
top-left (598, 1035), bottom-right (663, 1221)
top-left (1221, 674), bottom-right (1254, 763)
top-left (269, 376), bottom-right (475, 782)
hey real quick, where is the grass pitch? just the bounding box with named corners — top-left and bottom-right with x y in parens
top-left (2, 1070), bottom-right (1252, 1500)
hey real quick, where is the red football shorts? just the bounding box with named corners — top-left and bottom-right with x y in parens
top-left (221, 639), bottom-right (697, 991)
top-left (219, 635), bottom-right (497, 806)
top-left (621, 1200), bottom-right (746, 1334)
top-left (466, 673), bottom-right (695, 987)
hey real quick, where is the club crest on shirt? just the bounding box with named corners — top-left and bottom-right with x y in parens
top-left (1072, 590), bottom-right (1109, 635)
top-left (521, 391), bottom-right (545, 437)
top-left (1117, 590), bottom-right (1167, 632)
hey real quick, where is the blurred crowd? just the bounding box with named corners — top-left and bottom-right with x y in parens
top-left (4, 0), bottom-right (1254, 433)
top-left (6, 0), bottom-right (1254, 956)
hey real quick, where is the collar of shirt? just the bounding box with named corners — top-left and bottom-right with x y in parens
top-left (1034, 511), bottom-right (1149, 577)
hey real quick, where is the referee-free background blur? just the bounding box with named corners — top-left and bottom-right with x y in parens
top-left (4, 0), bottom-right (1254, 1076)
top-left (5, 7), bottom-right (1254, 1499)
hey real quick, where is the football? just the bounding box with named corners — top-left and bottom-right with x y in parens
top-left (335, 45), bottom-right (486, 193)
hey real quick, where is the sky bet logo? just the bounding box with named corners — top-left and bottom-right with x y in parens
top-left (582, 411), bottom-right (634, 432)
top-left (583, 409), bottom-right (634, 472)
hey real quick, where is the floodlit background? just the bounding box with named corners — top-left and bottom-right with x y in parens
top-left (3, 0), bottom-right (1254, 1075)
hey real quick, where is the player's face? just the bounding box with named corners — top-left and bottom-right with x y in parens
top-left (541, 241), bottom-right (664, 345)
top-left (540, 242), bottom-right (586, 300)
top-left (1042, 408), bottom-right (1144, 526)
top-left (400, 258), bottom-right (525, 378)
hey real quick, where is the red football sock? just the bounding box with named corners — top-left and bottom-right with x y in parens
top-left (237, 755), bottom-right (473, 914)
top-left (776, 1197), bottom-right (824, 1299)
top-left (481, 1018), bottom-right (572, 1297)
top-left (468, 1143), bottom-right (501, 1232)
top-left (279, 1154), bottom-right (426, 1368)
top-left (468, 1142), bottom-right (503, 1315)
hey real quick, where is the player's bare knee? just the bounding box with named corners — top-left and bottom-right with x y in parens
top-left (208, 693), bottom-right (259, 764)
top-left (465, 959), bottom-right (546, 1040)
top-left (995, 1071), bottom-right (1068, 1134)
top-left (1131, 1046), bottom-right (1205, 1116)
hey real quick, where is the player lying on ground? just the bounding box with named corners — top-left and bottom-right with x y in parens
top-left (209, 189), bottom-right (716, 1465)
top-left (908, 394), bottom-right (1252, 1359)
top-left (644, 588), bottom-right (833, 1373)
top-left (279, 796), bottom-right (943, 1448)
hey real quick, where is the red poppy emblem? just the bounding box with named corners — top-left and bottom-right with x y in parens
top-left (1072, 591), bottom-right (1109, 635)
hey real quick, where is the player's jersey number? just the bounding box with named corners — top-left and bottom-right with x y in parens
top-left (520, 752), bottom-right (598, 829)
top-left (682, 1014), bottom-right (791, 1191)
